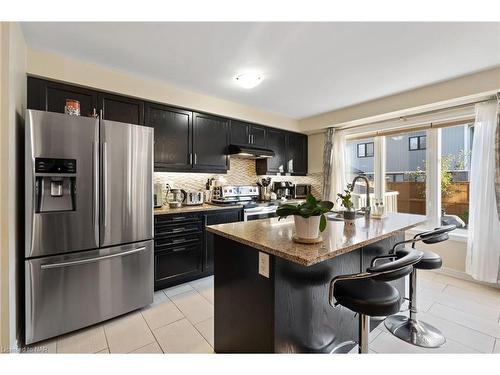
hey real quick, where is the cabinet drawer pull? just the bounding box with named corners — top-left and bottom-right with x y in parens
top-left (172, 246), bottom-right (187, 252)
top-left (170, 228), bottom-right (185, 233)
top-left (172, 216), bottom-right (187, 221)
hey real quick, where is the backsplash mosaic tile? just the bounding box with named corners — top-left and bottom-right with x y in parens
top-left (154, 158), bottom-right (323, 198)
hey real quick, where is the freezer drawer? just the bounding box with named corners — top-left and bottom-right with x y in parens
top-left (25, 240), bottom-right (153, 344)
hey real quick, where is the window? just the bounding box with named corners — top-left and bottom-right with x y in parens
top-left (409, 135), bottom-right (426, 151)
top-left (346, 138), bottom-right (374, 210)
top-left (440, 124), bottom-right (473, 229)
top-left (347, 123), bottom-right (473, 231)
top-left (385, 131), bottom-right (427, 216)
top-left (357, 142), bottom-right (374, 158)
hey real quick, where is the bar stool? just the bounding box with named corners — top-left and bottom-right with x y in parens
top-left (375, 225), bottom-right (456, 348)
top-left (329, 249), bottom-right (423, 354)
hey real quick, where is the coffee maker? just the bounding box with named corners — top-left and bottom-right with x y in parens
top-left (273, 181), bottom-right (294, 199)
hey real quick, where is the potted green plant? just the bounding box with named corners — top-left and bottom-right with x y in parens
top-left (337, 185), bottom-right (356, 221)
top-left (276, 194), bottom-right (334, 239)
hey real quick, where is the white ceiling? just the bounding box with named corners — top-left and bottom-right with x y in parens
top-left (21, 22), bottom-right (500, 119)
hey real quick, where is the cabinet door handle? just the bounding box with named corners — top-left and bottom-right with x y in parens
top-left (194, 153), bottom-right (197, 165)
top-left (248, 134), bottom-right (251, 144)
top-left (251, 134), bottom-right (254, 144)
top-left (189, 153), bottom-right (193, 165)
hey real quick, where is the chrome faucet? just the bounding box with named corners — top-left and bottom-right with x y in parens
top-left (350, 175), bottom-right (371, 218)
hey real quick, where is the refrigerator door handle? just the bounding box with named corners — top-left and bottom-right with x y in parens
top-left (102, 141), bottom-right (108, 241)
top-left (92, 141), bottom-right (99, 246)
top-left (40, 246), bottom-right (147, 270)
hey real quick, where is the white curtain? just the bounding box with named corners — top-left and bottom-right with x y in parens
top-left (323, 129), bottom-right (346, 208)
top-left (466, 101), bottom-right (500, 284)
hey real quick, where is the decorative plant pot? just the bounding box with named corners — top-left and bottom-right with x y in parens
top-left (294, 215), bottom-right (320, 239)
top-left (342, 210), bottom-right (356, 221)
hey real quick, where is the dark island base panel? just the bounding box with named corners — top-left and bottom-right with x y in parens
top-left (213, 233), bottom-right (404, 353)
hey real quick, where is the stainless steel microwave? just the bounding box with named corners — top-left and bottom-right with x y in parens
top-left (294, 184), bottom-right (312, 198)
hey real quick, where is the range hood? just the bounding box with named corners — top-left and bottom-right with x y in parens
top-left (227, 144), bottom-right (275, 159)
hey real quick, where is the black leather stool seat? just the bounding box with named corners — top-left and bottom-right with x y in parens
top-left (334, 279), bottom-right (401, 317)
top-left (396, 247), bottom-right (442, 270)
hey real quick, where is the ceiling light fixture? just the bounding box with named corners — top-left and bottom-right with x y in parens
top-left (234, 72), bottom-right (263, 89)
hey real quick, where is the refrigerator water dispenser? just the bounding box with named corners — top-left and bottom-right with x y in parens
top-left (34, 158), bottom-right (76, 213)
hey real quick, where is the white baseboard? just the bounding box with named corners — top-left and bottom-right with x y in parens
top-left (431, 267), bottom-right (500, 289)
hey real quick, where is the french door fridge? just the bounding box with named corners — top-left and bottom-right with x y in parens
top-left (25, 110), bottom-right (154, 344)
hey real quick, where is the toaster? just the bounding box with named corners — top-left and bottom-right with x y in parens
top-left (181, 190), bottom-right (204, 206)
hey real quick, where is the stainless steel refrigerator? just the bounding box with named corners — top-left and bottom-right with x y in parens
top-left (25, 109), bottom-right (154, 344)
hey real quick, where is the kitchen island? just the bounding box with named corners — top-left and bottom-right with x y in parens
top-left (206, 212), bottom-right (426, 353)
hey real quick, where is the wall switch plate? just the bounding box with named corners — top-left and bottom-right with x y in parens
top-left (258, 252), bottom-right (270, 278)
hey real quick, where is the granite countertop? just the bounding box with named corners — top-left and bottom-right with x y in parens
top-left (154, 203), bottom-right (244, 215)
top-left (206, 212), bottom-right (426, 266)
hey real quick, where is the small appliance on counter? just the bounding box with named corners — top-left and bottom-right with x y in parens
top-left (165, 184), bottom-right (184, 208)
top-left (294, 183), bottom-right (312, 199)
top-left (273, 181), bottom-right (294, 199)
top-left (154, 183), bottom-right (165, 208)
top-left (181, 189), bottom-right (204, 206)
top-left (257, 177), bottom-right (272, 201)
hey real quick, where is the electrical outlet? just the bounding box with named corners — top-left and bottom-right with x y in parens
top-left (258, 252), bottom-right (269, 278)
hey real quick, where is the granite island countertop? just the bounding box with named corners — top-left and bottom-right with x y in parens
top-left (206, 212), bottom-right (426, 266)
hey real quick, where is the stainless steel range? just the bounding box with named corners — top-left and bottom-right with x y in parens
top-left (25, 110), bottom-right (154, 344)
top-left (211, 185), bottom-right (279, 221)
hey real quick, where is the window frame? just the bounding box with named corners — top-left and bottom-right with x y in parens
top-left (408, 135), bottom-right (426, 151)
top-left (356, 141), bottom-right (374, 158)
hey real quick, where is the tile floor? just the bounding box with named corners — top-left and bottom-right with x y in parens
top-left (27, 271), bottom-right (500, 354)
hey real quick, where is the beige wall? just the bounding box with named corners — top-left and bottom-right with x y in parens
top-left (27, 48), bottom-right (300, 132)
top-left (0, 22), bottom-right (27, 352)
top-left (299, 66), bottom-right (500, 132)
top-left (308, 132), bottom-right (325, 174)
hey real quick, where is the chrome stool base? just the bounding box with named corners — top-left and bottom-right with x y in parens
top-left (384, 315), bottom-right (446, 348)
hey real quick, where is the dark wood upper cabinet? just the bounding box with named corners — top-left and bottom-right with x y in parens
top-left (257, 128), bottom-right (287, 175)
top-left (27, 77), bottom-right (307, 175)
top-left (99, 93), bottom-right (144, 125)
top-left (256, 129), bottom-right (308, 176)
top-left (230, 120), bottom-right (267, 148)
top-left (230, 120), bottom-right (250, 145)
top-left (28, 77), bottom-right (98, 117)
top-left (286, 132), bottom-right (308, 175)
top-left (192, 113), bottom-right (229, 172)
top-left (250, 125), bottom-right (267, 148)
top-left (145, 103), bottom-right (192, 171)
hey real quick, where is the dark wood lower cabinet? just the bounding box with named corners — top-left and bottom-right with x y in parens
top-left (154, 207), bottom-right (242, 290)
top-left (213, 233), bottom-right (405, 353)
top-left (203, 209), bottom-right (243, 273)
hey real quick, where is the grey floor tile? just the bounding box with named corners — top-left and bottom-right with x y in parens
top-left (104, 312), bottom-right (156, 353)
top-left (370, 331), bottom-right (478, 353)
top-left (190, 276), bottom-right (214, 305)
top-left (429, 303), bottom-right (500, 338)
top-left (131, 342), bottom-right (163, 353)
top-left (142, 299), bottom-right (184, 330)
top-left (169, 289), bottom-right (214, 324)
top-left (154, 318), bottom-right (213, 353)
top-left (56, 325), bottom-right (107, 354)
top-left (163, 284), bottom-right (194, 298)
top-left (195, 317), bottom-right (214, 348)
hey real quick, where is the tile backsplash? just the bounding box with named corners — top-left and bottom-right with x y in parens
top-left (154, 158), bottom-right (323, 198)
